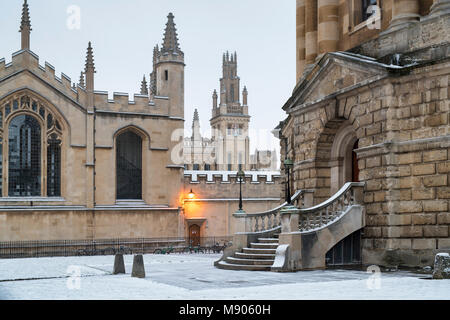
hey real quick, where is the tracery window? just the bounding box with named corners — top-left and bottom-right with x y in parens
top-left (0, 91), bottom-right (63, 197)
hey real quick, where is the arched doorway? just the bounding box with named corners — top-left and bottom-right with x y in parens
top-left (330, 122), bottom-right (359, 194)
top-left (189, 224), bottom-right (201, 246)
top-left (116, 131), bottom-right (142, 200)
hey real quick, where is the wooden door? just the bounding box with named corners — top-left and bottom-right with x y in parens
top-left (189, 224), bottom-right (201, 246)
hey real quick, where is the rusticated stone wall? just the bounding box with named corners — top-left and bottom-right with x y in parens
top-left (282, 56), bottom-right (450, 267)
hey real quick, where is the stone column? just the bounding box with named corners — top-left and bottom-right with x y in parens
top-left (318, 0), bottom-right (339, 55)
top-left (388, 0), bottom-right (420, 31)
top-left (305, 0), bottom-right (318, 65)
top-left (430, 0), bottom-right (450, 16)
top-left (296, 0), bottom-right (306, 80)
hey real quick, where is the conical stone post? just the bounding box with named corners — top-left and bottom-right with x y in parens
top-left (131, 255), bottom-right (146, 278)
top-left (113, 254), bottom-right (125, 275)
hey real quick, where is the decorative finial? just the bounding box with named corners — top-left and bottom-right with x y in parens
top-left (85, 42), bottom-right (95, 73)
top-left (79, 71), bottom-right (85, 88)
top-left (20, 0), bottom-right (32, 50)
top-left (162, 12), bottom-right (182, 54)
top-left (243, 86), bottom-right (248, 106)
top-left (140, 75), bottom-right (149, 95)
top-left (193, 109), bottom-right (199, 122)
top-left (20, 0), bottom-right (31, 31)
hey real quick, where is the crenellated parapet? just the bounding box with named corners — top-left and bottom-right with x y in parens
top-left (92, 91), bottom-right (170, 115)
top-left (0, 49), bottom-right (173, 117)
top-left (184, 170), bottom-right (281, 184)
top-left (183, 170), bottom-right (283, 205)
top-left (0, 49), bottom-right (80, 101)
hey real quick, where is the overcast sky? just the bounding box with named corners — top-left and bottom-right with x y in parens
top-left (0, 0), bottom-right (295, 154)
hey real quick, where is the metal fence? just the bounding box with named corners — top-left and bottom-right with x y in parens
top-left (0, 236), bottom-right (233, 259)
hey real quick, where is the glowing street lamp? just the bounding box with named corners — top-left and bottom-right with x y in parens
top-left (187, 189), bottom-right (195, 200)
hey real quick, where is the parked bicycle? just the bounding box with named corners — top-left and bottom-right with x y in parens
top-left (76, 244), bottom-right (132, 256)
top-left (153, 245), bottom-right (174, 254)
top-left (183, 240), bottom-right (204, 254)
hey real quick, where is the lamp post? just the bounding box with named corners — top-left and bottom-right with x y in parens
top-left (284, 158), bottom-right (293, 204)
top-left (237, 169), bottom-right (245, 212)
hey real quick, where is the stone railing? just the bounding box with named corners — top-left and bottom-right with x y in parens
top-left (234, 189), bottom-right (312, 235)
top-left (298, 182), bottom-right (365, 232)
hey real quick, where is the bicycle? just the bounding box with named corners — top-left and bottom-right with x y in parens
top-left (153, 246), bottom-right (174, 254)
top-left (183, 241), bottom-right (204, 254)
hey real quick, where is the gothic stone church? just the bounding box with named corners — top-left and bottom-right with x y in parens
top-left (0, 2), bottom-right (187, 241)
top-left (279, 0), bottom-right (450, 266)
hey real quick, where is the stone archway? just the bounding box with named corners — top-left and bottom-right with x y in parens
top-left (330, 122), bottom-right (359, 195)
top-left (313, 119), bottom-right (361, 203)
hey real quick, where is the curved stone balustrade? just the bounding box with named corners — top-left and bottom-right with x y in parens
top-left (235, 189), bottom-right (311, 234)
top-left (298, 182), bottom-right (365, 232)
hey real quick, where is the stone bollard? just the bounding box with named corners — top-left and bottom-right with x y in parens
top-left (432, 253), bottom-right (450, 279)
top-left (131, 254), bottom-right (146, 278)
top-left (113, 254), bottom-right (125, 275)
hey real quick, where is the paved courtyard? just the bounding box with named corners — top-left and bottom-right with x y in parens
top-left (0, 254), bottom-right (448, 300)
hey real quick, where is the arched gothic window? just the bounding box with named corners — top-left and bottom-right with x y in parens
top-left (0, 92), bottom-right (63, 197)
top-left (8, 115), bottom-right (41, 196)
top-left (116, 131), bottom-right (142, 200)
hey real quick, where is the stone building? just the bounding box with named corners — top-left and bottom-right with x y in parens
top-left (184, 53), bottom-right (278, 171)
top-left (279, 0), bottom-right (450, 267)
top-left (0, 2), bottom-right (186, 241)
top-left (183, 170), bottom-right (283, 243)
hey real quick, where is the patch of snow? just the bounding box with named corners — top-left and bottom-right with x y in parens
top-left (436, 253), bottom-right (450, 257)
top-left (0, 254), bottom-right (449, 300)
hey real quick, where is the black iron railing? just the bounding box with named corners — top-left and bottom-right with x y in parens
top-left (0, 236), bottom-right (233, 259)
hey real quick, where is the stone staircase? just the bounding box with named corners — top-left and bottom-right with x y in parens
top-left (217, 237), bottom-right (279, 271)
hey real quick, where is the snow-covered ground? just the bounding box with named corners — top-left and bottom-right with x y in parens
top-left (0, 254), bottom-right (448, 300)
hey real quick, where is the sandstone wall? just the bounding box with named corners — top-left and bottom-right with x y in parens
top-left (284, 58), bottom-right (450, 267)
top-left (0, 208), bottom-right (181, 241)
top-left (183, 171), bottom-right (283, 237)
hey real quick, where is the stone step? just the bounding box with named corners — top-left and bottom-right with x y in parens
top-left (250, 243), bottom-right (278, 249)
top-left (226, 257), bottom-right (275, 266)
top-left (242, 248), bottom-right (277, 255)
top-left (234, 252), bottom-right (276, 260)
top-left (216, 261), bottom-right (272, 271)
top-left (257, 238), bottom-right (279, 244)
